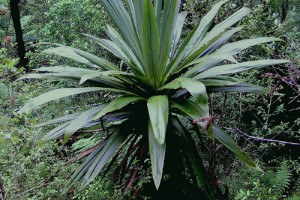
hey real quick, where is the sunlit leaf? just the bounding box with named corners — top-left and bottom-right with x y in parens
top-left (147, 95), bottom-right (169, 144)
top-left (94, 96), bottom-right (144, 120)
top-left (64, 105), bottom-right (106, 142)
top-left (18, 87), bottom-right (129, 114)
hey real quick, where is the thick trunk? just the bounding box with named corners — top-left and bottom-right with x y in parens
top-left (9, 0), bottom-right (29, 71)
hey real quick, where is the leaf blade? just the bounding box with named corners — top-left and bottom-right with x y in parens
top-left (94, 96), bottom-right (144, 120)
top-left (196, 60), bottom-right (290, 79)
top-left (82, 131), bottom-right (126, 187)
top-left (64, 105), bottom-right (106, 142)
top-left (18, 87), bottom-right (128, 114)
top-left (213, 126), bottom-right (262, 171)
top-left (148, 122), bottom-right (166, 190)
top-left (147, 95), bottom-right (169, 144)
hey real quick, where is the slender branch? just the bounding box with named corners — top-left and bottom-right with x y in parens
top-left (225, 127), bottom-right (300, 146)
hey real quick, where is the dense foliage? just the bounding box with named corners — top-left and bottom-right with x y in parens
top-left (0, 0), bottom-right (299, 199)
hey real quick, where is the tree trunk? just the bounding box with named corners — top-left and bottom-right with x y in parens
top-left (9, 0), bottom-right (29, 71)
top-left (280, 0), bottom-right (289, 22)
top-left (0, 177), bottom-right (6, 200)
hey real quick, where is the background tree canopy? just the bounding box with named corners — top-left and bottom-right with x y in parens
top-left (0, 0), bottom-right (299, 199)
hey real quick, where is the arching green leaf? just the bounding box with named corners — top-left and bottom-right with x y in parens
top-left (213, 126), bottom-right (263, 172)
top-left (94, 96), bottom-right (144, 120)
top-left (18, 87), bottom-right (128, 114)
top-left (215, 37), bottom-right (282, 55)
top-left (100, 0), bottom-right (143, 62)
top-left (172, 117), bottom-right (215, 199)
top-left (35, 112), bottom-right (83, 127)
top-left (161, 78), bottom-right (209, 118)
top-left (64, 105), bottom-right (106, 142)
top-left (164, 0), bottom-right (228, 78)
top-left (81, 131), bottom-right (126, 188)
top-left (149, 122), bottom-right (166, 190)
top-left (196, 60), bottom-right (290, 79)
top-left (170, 11), bottom-right (187, 57)
top-left (42, 122), bottom-right (70, 141)
top-left (44, 46), bottom-right (119, 71)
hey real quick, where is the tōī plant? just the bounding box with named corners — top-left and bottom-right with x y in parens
top-left (18, 0), bottom-right (289, 199)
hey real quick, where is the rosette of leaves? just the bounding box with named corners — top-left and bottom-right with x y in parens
top-left (18, 0), bottom-right (289, 198)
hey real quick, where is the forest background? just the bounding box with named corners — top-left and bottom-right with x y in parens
top-left (0, 0), bottom-right (299, 199)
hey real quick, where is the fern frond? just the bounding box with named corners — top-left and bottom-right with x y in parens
top-left (275, 161), bottom-right (292, 195)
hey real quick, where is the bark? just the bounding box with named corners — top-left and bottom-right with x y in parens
top-left (280, 0), bottom-right (289, 22)
top-left (0, 177), bottom-right (6, 200)
top-left (9, 0), bottom-right (29, 71)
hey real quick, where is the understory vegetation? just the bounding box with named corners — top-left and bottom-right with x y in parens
top-left (0, 0), bottom-right (299, 199)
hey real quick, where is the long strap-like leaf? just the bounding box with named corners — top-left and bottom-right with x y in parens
top-left (147, 95), bottom-right (169, 144)
top-left (195, 60), bottom-right (290, 79)
top-left (63, 142), bottom-right (105, 193)
top-left (64, 105), bottom-right (106, 142)
top-left (42, 122), bottom-right (70, 141)
top-left (164, 0), bottom-right (228, 80)
top-left (141, 0), bottom-right (160, 87)
top-left (148, 122), bottom-right (166, 190)
top-left (213, 126), bottom-right (262, 171)
top-left (170, 12), bottom-right (187, 58)
top-left (161, 78), bottom-right (209, 119)
top-left (44, 46), bottom-right (119, 71)
top-left (100, 0), bottom-right (143, 64)
top-left (18, 87), bottom-right (131, 114)
top-left (158, 0), bottom-right (181, 81)
top-left (201, 77), bottom-right (270, 93)
top-left (81, 131), bottom-right (126, 188)
top-left (94, 96), bottom-right (144, 120)
top-left (215, 37), bottom-right (282, 55)
top-left (35, 112), bottom-right (83, 127)
top-left (171, 117), bottom-right (215, 199)
top-left (192, 7), bottom-right (251, 55)
top-left (180, 26), bottom-right (243, 68)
